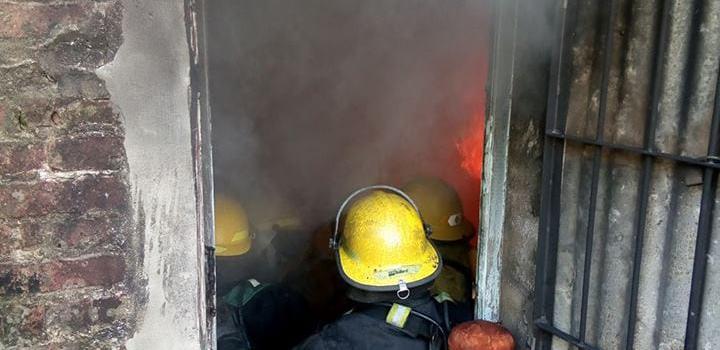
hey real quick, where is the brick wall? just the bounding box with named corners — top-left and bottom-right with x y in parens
top-left (0, 1), bottom-right (141, 348)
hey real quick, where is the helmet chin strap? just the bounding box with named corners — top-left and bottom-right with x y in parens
top-left (397, 280), bottom-right (410, 300)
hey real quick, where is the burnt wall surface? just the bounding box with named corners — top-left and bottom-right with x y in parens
top-left (492, 0), bottom-right (554, 347)
top-left (554, 0), bottom-right (720, 349)
top-left (99, 0), bottom-right (203, 348)
top-left (0, 1), bottom-right (142, 348)
top-left (537, 0), bottom-right (720, 349)
top-left (496, 0), bottom-right (720, 348)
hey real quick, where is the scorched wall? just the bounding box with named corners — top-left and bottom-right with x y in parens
top-left (0, 0), bottom-right (204, 348)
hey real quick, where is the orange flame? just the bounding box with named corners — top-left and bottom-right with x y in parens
top-left (456, 111), bottom-right (485, 179)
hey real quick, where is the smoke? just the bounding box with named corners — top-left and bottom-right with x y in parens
top-left (208, 0), bottom-right (491, 242)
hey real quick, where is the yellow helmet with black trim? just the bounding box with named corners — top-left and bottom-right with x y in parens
top-left (331, 186), bottom-right (441, 295)
top-left (215, 194), bottom-right (252, 256)
top-left (403, 177), bottom-right (473, 242)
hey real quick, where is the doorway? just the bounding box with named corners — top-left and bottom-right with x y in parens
top-left (203, 1), bottom-right (491, 348)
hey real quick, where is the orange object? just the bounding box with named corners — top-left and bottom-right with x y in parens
top-left (448, 320), bottom-right (515, 350)
top-left (456, 111), bottom-right (485, 180)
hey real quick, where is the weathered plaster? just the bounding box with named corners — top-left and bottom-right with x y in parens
top-left (97, 0), bottom-right (201, 348)
top-left (476, 0), bottom-right (519, 322)
top-left (486, 0), bottom-right (555, 347)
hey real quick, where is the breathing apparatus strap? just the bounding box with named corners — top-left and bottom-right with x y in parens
top-left (372, 302), bottom-right (448, 350)
top-left (386, 303), bottom-right (413, 328)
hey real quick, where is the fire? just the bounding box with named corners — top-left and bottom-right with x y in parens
top-left (456, 111), bottom-right (485, 179)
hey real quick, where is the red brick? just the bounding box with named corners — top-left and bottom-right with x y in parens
top-left (46, 99), bottom-right (123, 137)
top-left (0, 219), bottom-right (21, 256)
top-left (0, 175), bottom-right (128, 218)
top-left (0, 255), bottom-right (126, 295)
top-left (0, 37), bottom-right (36, 66)
top-left (13, 219), bottom-right (42, 248)
top-left (55, 298), bottom-right (93, 330)
top-left (44, 296), bottom-right (130, 348)
top-left (65, 99), bottom-right (119, 125)
top-left (0, 62), bottom-right (55, 98)
top-left (11, 213), bottom-right (126, 255)
top-left (20, 305), bottom-right (46, 337)
top-left (46, 256), bottom-right (126, 292)
top-left (55, 214), bottom-right (122, 249)
top-left (57, 70), bottom-right (110, 100)
top-left (0, 142), bottom-right (46, 175)
top-left (55, 99), bottom-right (122, 133)
top-left (0, 294), bottom-right (126, 346)
top-left (1, 214), bottom-right (126, 261)
top-left (66, 175), bottom-right (129, 213)
top-left (0, 66), bottom-right (109, 101)
top-left (0, 0), bottom-right (133, 347)
top-left (0, 180), bottom-right (58, 218)
top-left (49, 135), bottom-right (125, 171)
top-left (0, 303), bottom-right (48, 345)
top-left (39, 1), bottom-right (123, 71)
top-left (0, 99), bottom-right (123, 139)
top-left (0, 99), bottom-right (53, 138)
top-left (93, 296), bottom-right (122, 323)
top-left (0, 3), bottom-right (89, 39)
top-left (45, 343), bottom-right (85, 350)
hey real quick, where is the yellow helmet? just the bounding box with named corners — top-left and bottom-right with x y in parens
top-left (331, 186), bottom-right (441, 295)
top-left (403, 177), bottom-right (473, 241)
top-left (215, 194), bottom-right (252, 256)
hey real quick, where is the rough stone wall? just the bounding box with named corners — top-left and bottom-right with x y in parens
top-left (494, 0), bottom-right (720, 348)
top-left (495, 0), bottom-right (553, 347)
top-left (0, 1), bottom-right (142, 348)
top-left (550, 0), bottom-right (720, 348)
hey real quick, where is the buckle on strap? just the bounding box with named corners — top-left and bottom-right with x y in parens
top-left (385, 303), bottom-right (412, 328)
top-left (397, 280), bottom-right (410, 300)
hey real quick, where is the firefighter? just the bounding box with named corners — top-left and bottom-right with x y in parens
top-left (403, 177), bottom-right (474, 302)
top-left (282, 222), bottom-right (350, 323)
top-left (297, 186), bottom-right (449, 350)
top-left (214, 194), bottom-right (254, 349)
top-left (214, 194), bottom-right (256, 296)
top-left (214, 194), bottom-right (316, 350)
top-left (403, 177), bottom-right (475, 324)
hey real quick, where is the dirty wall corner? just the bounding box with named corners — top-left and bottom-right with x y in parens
top-left (489, 0), bottom-right (554, 347)
top-left (0, 0), bottom-right (203, 349)
top-left (98, 0), bottom-right (203, 349)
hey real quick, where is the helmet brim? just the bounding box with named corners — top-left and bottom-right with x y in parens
top-left (335, 241), bottom-right (443, 292)
top-left (216, 240), bottom-right (252, 257)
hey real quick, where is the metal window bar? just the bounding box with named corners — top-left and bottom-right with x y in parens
top-left (684, 55), bottom-right (720, 350)
top-left (532, 0), bottom-right (575, 348)
top-left (578, 0), bottom-right (617, 342)
top-left (625, 0), bottom-right (671, 347)
top-left (533, 0), bottom-right (720, 349)
top-left (536, 319), bottom-right (601, 350)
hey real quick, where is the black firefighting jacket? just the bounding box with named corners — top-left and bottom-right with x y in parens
top-left (295, 295), bottom-right (447, 350)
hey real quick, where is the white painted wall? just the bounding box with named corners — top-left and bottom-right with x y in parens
top-left (98, 0), bottom-right (203, 348)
